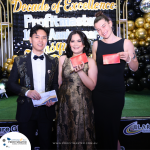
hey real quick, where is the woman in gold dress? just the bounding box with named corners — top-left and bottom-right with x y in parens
top-left (57, 30), bottom-right (98, 150)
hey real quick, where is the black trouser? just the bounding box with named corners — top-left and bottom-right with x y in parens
top-left (19, 105), bottom-right (53, 150)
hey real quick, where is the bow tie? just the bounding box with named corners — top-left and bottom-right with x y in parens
top-left (33, 55), bottom-right (44, 60)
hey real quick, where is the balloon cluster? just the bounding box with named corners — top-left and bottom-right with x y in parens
top-left (0, 55), bottom-right (18, 93)
top-left (120, 0), bottom-right (144, 21)
top-left (128, 13), bottom-right (150, 47)
top-left (124, 46), bottom-right (150, 92)
top-left (122, 1), bottom-right (150, 91)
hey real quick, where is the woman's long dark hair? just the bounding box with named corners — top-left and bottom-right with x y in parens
top-left (64, 30), bottom-right (91, 58)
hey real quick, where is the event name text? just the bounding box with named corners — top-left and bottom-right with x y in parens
top-left (23, 14), bottom-right (97, 40)
top-left (11, 0), bottom-right (116, 13)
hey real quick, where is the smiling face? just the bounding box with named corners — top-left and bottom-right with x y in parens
top-left (70, 33), bottom-right (85, 56)
top-left (94, 19), bottom-right (113, 39)
top-left (29, 29), bottom-right (47, 55)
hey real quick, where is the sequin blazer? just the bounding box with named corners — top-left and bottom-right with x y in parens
top-left (8, 52), bottom-right (58, 122)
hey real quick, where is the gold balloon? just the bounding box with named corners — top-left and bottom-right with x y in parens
top-left (121, 28), bottom-right (123, 34)
top-left (128, 30), bottom-right (132, 35)
top-left (133, 29), bottom-right (136, 33)
top-left (146, 37), bottom-right (150, 43)
top-left (135, 28), bottom-right (147, 40)
top-left (139, 40), bottom-right (145, 47)
top-left (147, 29), bottom-right (150, 36)
top-left (7, 64), bottom-right (13, 74)
top-left (2, 67), bottom-right (4, 72)
top-left (145, 42), bottom-right (150, 47)
top-left (146, 17), bottom-right (150, 23)
top-left (7, 74), bottom-right (10, 78)
top-left (6, 58), bottom-right (13, 64)
top-left (125, 31), bottom-right (131, 37)
top-left (4, 62), bottom-right (9, 71)
top-left (135, 17), bottom-right (145, 28)
top-left (143, 13), bottom-right (150, 19)
top-left (12, 55), bottom-right (18, 63)
top-left (129, 33), bottom-right (135, 39)
top-left (128, 20), bottom-right (135, 31)
top-left (18, 79), bottom-right (20, 84)
top-left (144, 23), bottom-right (150, 30)
top-left (12, 55), bottom-right (18, 60)
top-left (121, 28), bottom-right (126, 34)
top-left (130, 39), bottom-right (139, 47)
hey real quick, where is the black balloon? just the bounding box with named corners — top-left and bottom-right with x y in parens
top-left (139, 55), bottom-right (145, 62)
top-left (144, 55), bottom-right (150, 64)
top-left (135, 82), bottom-right (144, 91)
top-left (130, 70), bottom-right (142, 79)
top-left (147, 45), bottom-right (150, 54)
top-left (128, 9), bottom-right (136, 20)
top-left (127, 0), bottom-right (133, 9)
top-left (138, 62), bottom-right (145, 70)
top-left (134, 47), bottom-right (138, 55)
top-left (144, 64), bottom-right (150, 75)
top-left (2, 71), bottom-right (7, 78)
top-left (134, 0), bottom-right (141, 4)
top-left (143, 49), bottom-right (148, 55)
top-left (136, 12), bottom-right (143, 17)
top-left (147, 74), bottom-right (150, 83)
top-left (134, 5), bottom-right (141, 12)
top-left (140, 77), bottom-right (150, 88)
top-left (124, 80), bottom-right (130, 91)
top-left (124, 66), bottom-right (130, 79)
top-left (120, 8), bottom-right (123, 19)
top-left (120, 0), bottom-right (124, 6)
top-left (139, 46), bottom-right (145, 51)
top-left (133, 2), bottom-right (138, 7)
top-left (126, 78), bottom-right (138, 90)
top-left (0, 66), bottom-right (2, 77)
top-left (136, 55), bottom-right (139, 61)
top-left (137, 49), bottom-right (143, 56)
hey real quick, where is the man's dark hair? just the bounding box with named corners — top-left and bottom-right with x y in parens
top-left (30, 24), bottom-right (49, 38)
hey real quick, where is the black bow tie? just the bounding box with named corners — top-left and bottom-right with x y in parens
top-left (33, 55), bottom-right (44, 60)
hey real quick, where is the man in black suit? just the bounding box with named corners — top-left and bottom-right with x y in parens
top-left (8, 24), bottom-right (58, 149)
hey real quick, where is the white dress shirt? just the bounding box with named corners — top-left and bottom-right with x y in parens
top-left (25, 51), bottom-right (46, 97)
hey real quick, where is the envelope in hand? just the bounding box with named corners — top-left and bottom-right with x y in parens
top-left (103, 53), bottom-right (120, 65)
top-left (70, 53), bottom-right (88, 68)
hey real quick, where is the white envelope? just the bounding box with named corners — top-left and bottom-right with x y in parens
top-left (32, 90), bottom-right (58, 107)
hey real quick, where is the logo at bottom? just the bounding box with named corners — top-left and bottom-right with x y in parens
top-left (0, 132), bottom-right (31, 150)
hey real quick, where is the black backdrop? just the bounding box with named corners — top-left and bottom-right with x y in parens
top-left (12, 0), bottom-right (116, 56)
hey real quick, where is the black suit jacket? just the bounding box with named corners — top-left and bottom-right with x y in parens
top-left (8, 52), bottom-right (58, 122)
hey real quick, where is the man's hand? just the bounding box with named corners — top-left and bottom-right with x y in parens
top-left (46, 100), bottom-right (55, 107)
top-left (27, 90), bottom-right (41, 100)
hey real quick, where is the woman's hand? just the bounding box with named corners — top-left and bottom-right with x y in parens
top-left (118, 51), bottom-right (131, 63)
top-left (74, 62), bottom-right (85, 72)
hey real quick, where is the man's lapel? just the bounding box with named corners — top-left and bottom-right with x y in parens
top-left (26, 52), bottom-right (34, 89)
top-left (45, 54), bottom-right (52, 90)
